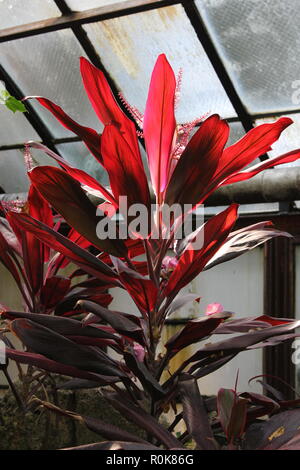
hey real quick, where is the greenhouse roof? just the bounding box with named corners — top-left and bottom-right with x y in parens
top-left (0, 0), bottom-right (300, 211)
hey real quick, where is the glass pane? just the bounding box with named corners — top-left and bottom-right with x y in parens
top-left (30, 147), bottom-right (60, 168)
top-left (190, 119), bottom-right (247, 149)
top-left (56, 141), bottom-right (108, 185)
top-left (84, 5), bottom-right (236, 122)
top-left (66, 0), bottom-right (120, 11)
top-left (196, 0), bottom-right (300, 114)
top-left (0, 145), bottom-right (62, 193)
top-left (226, 121), bottom-right (245, 147)
top-left (0, 105), bottom-right (39, 145)
top-left (226, 121), bottom-right (261, 168)
top-left (0, 149), bottom-right (29, 193)
top-left (0, 30), bottom-right (101, 138)
top-left (255, 114), bottom-right (300, 167)
top-left (0, 0), bottom-right (60, 29)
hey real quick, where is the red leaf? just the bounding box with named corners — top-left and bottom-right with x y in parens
top-left (55, 289), bottom-right (113, 316)
top-left (165, 114), bottom-right (229, 206)
top-left (103, 391), bottom-right (182, 449)
top-left (80, 57), bottom-right (141, 166)
top-left (123, 350), bottom-right (165, 399)
top-left (7, 211), bottom-right (118, 284)
top-left (206, 117), bottom-right (293, 195)
top-left (22, 185), bottom-right (53, 294)
top-left (120, 274), bottom-right (158, 316)
top-left (223, 148), bottom-right (300, 185)
top-left (101, 124), bottom-right (150, 209)
top-left (143, 54), bottom-right (176, 195)
top-left (165, 204), bottom-right (238, 295)
top-left (29, 142), bottom-right (116, 204)
top-left (3, 310), bottom-right (119, 346)
top-left (28, 183), bottom-right (53, 229)
top-left (99, 238), bottom-right (145, 265)
top-left (244, 409), bottom-right (300, 450)
top-left (40, 276), bottom-right (71, 310)
top-left (76, 300), bottom-right (145, 345)
top-left (26, 97), bottom-right (102, 163)
top-left (254, 315), bottom-right (294, 326)
top-left (51, 227), bottom-right (91, 272)
top-left (166, 117), bottom-right (293, 207)
top-left (29, 166), bottom-right (126, 257)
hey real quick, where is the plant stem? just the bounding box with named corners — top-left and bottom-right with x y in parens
top-left (143, 239), bottom-right (158, 286)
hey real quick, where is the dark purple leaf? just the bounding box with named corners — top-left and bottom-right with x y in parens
top-left (63, 441), bottom-right (159, 450)
top-left (10, 318), bottom-right (125, 377)
top-left (244, 409), bottom-right (300, 450)
top-left (5, 348), bottom-right (115, 385)
top-left (165, 311), bottom-right (232, 357)
top-left (204, 222), bottom-right (292, 271)
top-left (33, 398), bottom-right (148, 444)
top-left (57, 379), bottom-right (103, 390)
top-left (179, 374), bottom-right (217, 449)
top-left (184, 319), bottom-right (300, 369)
top-left (3, 311), bottom-right (118, 342)
top-left (123, 350), bottom-right (165, 399)
top-left (76, 300), bottom-right (145, 345)
top-left (103, 391), bottom-right (183, 449)
top-left (217, 388), bottom-right (248, 442)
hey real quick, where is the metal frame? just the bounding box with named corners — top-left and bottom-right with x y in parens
top-left (0, 63), bottom-right (58, 152)
top-left (264, 237), bottom-right (296, 399)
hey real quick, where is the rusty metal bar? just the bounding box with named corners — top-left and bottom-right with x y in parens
top-left (0, 0), bottom-right (182, 43)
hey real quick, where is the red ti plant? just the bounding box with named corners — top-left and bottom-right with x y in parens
top-left (2, 54), bottom-right (300, 449)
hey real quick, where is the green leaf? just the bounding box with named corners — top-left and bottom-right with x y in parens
top-left (0, 89), bottom-right (27, 113)
top-left (0, 89), bottom-right (10, 102)
top-left (5, 95), bottom-right (27, 113)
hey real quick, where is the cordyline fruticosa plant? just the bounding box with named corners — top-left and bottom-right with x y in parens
top-left (2, 54), bottom-right (300, 450)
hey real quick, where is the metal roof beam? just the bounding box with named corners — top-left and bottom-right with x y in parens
top-left (0, 0), bottom-right (182, 43)
top-left (206, 167), bottom-right (300, 206)
top-left (2, 166), bottom-right (300, 207)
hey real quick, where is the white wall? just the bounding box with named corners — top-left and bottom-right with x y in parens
top-left (0, 264), bottom-right (24, 387)
top-left (191, 247), bottom-right (264, 394)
